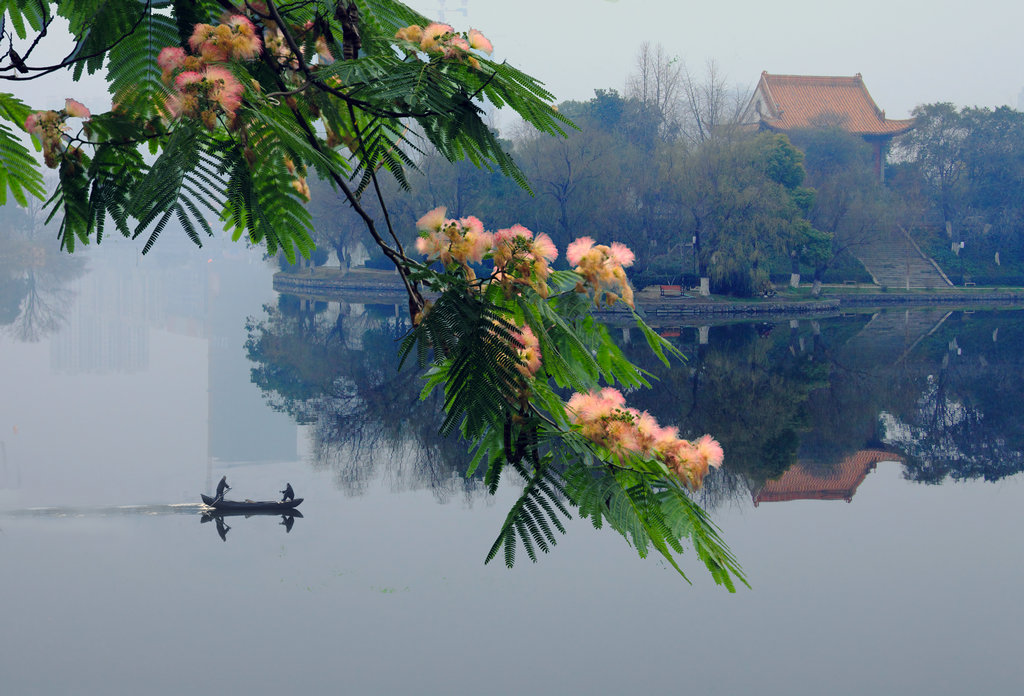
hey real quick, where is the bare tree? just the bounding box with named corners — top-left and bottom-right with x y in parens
top-left (679, 59), bottom-right (751, 146)
top-left (515, 129), bottom-right (613, 243)
top-left (625, 42), bottom-right (683, 136)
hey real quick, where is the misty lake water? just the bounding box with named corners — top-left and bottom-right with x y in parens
top-left (2, 239), bottom-right (1023, 696)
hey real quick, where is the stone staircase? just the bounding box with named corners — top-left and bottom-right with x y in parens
top-left (852, 228), bottom-right (952, 289)
top-left (839, 308), bottom-right (952, 368)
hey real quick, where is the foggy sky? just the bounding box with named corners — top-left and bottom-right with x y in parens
top-left (408, 0), bottom-right (1024, 118)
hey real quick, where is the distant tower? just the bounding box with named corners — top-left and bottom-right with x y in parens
top-left (436, 0), bottom-right (468, 23)
top-left (1017, 86), bottom-right (1024, 112)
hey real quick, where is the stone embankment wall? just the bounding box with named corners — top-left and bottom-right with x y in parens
top-left (275, 271), bottom-right (1024, 316)
top-left (640, 299), bottom-right (840, 316)
top-left (836, 291), bottom-right (1024, 307)
top-left (273, 271), bottom-right (408, 302)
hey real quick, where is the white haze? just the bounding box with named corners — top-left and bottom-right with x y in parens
top-left (408, 0), bottom-right (1024, 118)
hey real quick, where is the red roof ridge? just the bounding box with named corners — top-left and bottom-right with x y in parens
top-left (748, 72), bottom-right (914, 136)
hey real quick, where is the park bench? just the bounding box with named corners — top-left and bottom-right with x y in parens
top-left (659, 285), bottom-right (683, 297)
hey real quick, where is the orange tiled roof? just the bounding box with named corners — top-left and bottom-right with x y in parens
top-left (753, 72), bottom-right (914, 136)
top-left (753, 449), bottom-right (902, 505)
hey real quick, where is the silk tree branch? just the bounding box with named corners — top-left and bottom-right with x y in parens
top-left (257, 0), bottom-right (445, 120)
top-left (252, 8), bottom-right (424, 316)
top-left (0, 2), bottom-right (152, 81)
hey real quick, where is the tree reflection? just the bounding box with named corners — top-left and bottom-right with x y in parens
top-left (620, 310), bottom-right (1024, 504)
top-left (879, 313), bottom-right (1024, 483)
top-left (0, 204), bottom-right (87, 342)
top-left (246, 298), bottom-right (484, 503)
top-left (248, 299), bottom-right (1024, 520)
top-left (621, 321), bottom-right (833, 503)
top-left (247, 298), bottom-right (750, 586)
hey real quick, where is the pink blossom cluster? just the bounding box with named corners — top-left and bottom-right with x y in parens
top-left (158, 16), bottom-right (261, 129)
top-left (263, 25), bottom-right (301, 70)
top-left (492, 224), bottom-right (558, 298)
top-left (24, 98), bottom-right (92, 168)
top-left (258, 18), bottom-right (335, 70)
top-left (188, 15), bottom-right (263, 62)
top-left (413, 210), bottom-right (637, 306)
top-left (414, 207), bottom-right (558, 296)
top-left (415, 207), bottom-right (494, 272)
top-left (567, 388), bottom-right (723, 489)
top-left (566, 237), bottom-right (636, 308)
top-left (395, 23), bottom-right (492, 69)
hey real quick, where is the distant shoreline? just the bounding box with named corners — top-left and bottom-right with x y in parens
top-left (273, 268), bottom-right (1024, 317)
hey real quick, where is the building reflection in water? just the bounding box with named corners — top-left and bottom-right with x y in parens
top-left (752, 450), bottom-right (903, 506)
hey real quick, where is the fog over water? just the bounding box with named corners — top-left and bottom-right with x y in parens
top-left (2, 3), bottom-right (1023, 692)
top-left (2, 244), bottom-right (1023, 695)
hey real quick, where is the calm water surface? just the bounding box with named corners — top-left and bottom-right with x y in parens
top-left (2, 242), bottom-right (1023, 695)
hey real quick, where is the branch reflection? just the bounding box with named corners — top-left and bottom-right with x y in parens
top-left (0, 204), bottom-right (87, 342)
top-left (247, 297), bottom-right (486, 504)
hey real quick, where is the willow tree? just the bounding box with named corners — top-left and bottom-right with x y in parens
top-left (682, 132), bottom-right (821, 296)
top-left (0, 0), bottom-right (745, 587)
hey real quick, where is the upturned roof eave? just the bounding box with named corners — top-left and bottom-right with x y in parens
top-left (758, 117), bottom-right (916, 137)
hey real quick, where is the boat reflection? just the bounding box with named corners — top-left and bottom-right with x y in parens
top-left (200, 509), bottom-right (303, 541)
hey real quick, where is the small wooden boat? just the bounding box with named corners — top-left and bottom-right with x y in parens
top-left (201, 493), bottom-right (303, 511)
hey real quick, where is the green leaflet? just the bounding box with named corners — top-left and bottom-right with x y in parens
top-left (356, 0), bottom-right (428, 39)
top-left (0, 125), bottom-right (45, 206)
top-left (106, 12), bottom-right (179, 117)
top-left (485, 457), bottom-right (572, 567)
top-left (242, 105), bottom-right (348, 184)
top-left (58, 0), bottom-right (153, 79)
top-left (221, 148), bottom-right (314, 262)
top-left (128, 125), bottom-right (221, 252)
top-left (0, 94), bottom-right (45, 206)
top-left (563, 461), bottom-right (749, 589)
top-left (48, 153), bottom-right (93, 252)
top-left (0, 0), bottom-right (49, 39)
top-left (635, 312), bottom-right (683, 367)
top-left (347, 110), bottom-right (418, 196)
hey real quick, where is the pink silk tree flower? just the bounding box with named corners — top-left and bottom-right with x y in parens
top-left (467, 29), bottom-right (493, 55)
top-left (566, 236), bottom-right (595, 267)
top-left (695, 434), bottom-right (724, 469)
top-left (416, 206), bottom-right (448, 232)
top-left (64, 98), bottom-right (90, 119)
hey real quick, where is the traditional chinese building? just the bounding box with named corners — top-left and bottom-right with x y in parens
top-left (752, 449), bottom-right (903, 506)
top-left (741, 72), bottom-right (914, 180)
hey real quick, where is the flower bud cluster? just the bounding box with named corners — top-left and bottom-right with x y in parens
top-left (24, 99), bottom-right (92, 168)
top-left (395, 23), bottom-right (493, 69)
top-left (567, 388), bottom-right (723, 489)
top-left (513, 325), bottom-right (542, 379)
top-left (283, 157), bottom-right (310, 201)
